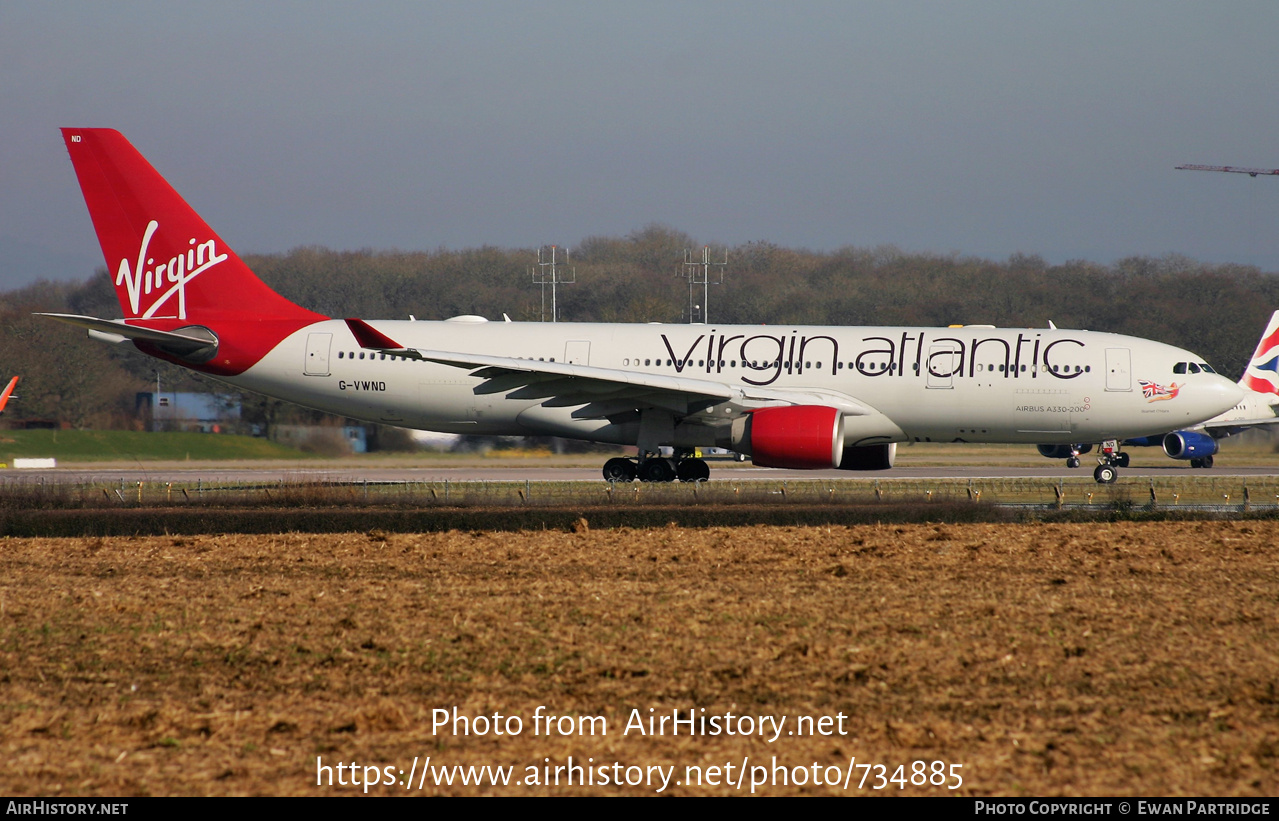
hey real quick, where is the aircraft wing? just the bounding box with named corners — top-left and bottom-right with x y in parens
top-left (345, 318), bottom-right (879, 419)
top-left (1201, 413), bottom-right (1279, 439)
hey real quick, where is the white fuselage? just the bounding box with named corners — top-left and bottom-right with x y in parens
top-left (222, 319), bottom-right (1243, 448)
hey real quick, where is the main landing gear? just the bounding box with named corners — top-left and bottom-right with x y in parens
top-left (602, 452), bottom-right (712, 483)
top-left (1091, 439), bottom-right (1128, 484)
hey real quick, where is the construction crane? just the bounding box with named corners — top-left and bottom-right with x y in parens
top-left (1176, 164), bottom-right (1279, 178)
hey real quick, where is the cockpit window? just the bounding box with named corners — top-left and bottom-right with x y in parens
top-left (1200, 363), bottom-right (1216, 374)
top-left (1188, 363), bottom-right (1201, 374)
top-left (1173, 362), bottom-right (1187, 374)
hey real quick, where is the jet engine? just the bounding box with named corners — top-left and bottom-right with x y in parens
top-left (1162, 430), bottom-right (1218, 460)
top-left (736, 405), bottom-right (844, 469)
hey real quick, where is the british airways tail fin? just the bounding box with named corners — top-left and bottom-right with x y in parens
top-left (60, 128), bottom-right (322, 325)
top-left (1240, 310), bottom-right (1279, 395)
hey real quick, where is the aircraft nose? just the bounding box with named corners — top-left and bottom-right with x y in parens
top-left (1200, 375), bottom-right (1245, 416)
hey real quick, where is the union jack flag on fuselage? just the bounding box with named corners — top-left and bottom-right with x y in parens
top-left (1140, 380), bottom-right (1181, 401)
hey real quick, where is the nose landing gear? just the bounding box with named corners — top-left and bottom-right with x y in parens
top-left (1091, 439), bottom-right (1127, 484)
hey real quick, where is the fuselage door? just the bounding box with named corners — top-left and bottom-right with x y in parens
top-left (565, 340), bottom-right (591, 365)
top-left (926, 342), bottom-right (961, 389)
top-left (1105, 347), bottom-right (1131, 392)
top-left (305, 332), bottom-right (332, 376)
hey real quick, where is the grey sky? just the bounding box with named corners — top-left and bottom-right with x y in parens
top-left (4, 1), bottom-right (1279, 290)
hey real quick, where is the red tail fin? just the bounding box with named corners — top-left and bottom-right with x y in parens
top-left (0, 376), bottom-right (17, 414)
top-left (61, 128), bottom-right (322, 325)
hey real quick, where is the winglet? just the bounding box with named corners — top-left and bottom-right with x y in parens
top-left (345, 318), bottom-right (404, 349)
top-left (0, 376), bottom-right (18, 415)
top-left (344, 319), bottom-right (425, 360)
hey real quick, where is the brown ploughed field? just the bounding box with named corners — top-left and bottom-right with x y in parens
top-left (2, 521), bottom-right (1277, 796)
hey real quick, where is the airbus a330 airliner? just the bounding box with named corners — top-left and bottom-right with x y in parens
top-left (42, 129), bottom-right (1244, 484)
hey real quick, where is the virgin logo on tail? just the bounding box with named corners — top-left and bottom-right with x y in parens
top-left (117, 220), bottom-right (227, 319)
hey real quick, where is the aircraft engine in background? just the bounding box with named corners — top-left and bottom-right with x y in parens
top-left (1162, 430), bottom-right (1218, 464)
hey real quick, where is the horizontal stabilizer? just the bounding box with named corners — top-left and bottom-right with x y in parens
top-left (37, 313), bottom-right (218, 357)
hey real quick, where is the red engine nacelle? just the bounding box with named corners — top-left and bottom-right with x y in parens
top-left (745, 405), bottom-right (845, 469)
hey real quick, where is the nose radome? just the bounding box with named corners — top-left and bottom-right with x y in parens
top-left (1202, 376), bottom-right (1245, 416)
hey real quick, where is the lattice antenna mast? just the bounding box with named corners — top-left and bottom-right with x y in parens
top-left (531, 245), bottom-right (575, 322)
top-left (680, 246), bottom-right (727, 324)
top-left (1176, 164), bottom-right (1279, 178)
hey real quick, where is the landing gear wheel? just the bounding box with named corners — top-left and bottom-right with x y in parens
top-left (1093, 464), bottom-right (1118, 484)
top-left (1066, 457), bottom-right (1080, 469)
top-left (639, 458), bottom-right (677, 483)
top-left (602, 457), bottom-right (637, 482)
top-left (1190, 458), bottom-right (1203, 469)
top-left (1115, 452), bottom-right (1130, 468)
top-left (676, 458), bottom-right (710, 483)
top-left (1202, 454), bottom-right (1214, 469)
